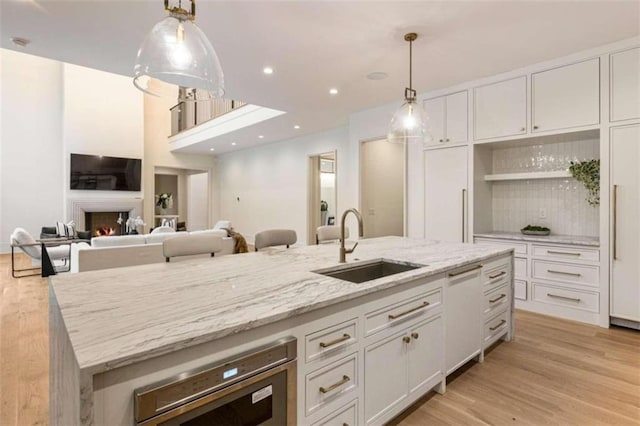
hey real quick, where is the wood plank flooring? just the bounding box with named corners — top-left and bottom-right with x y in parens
top-left (1, 252), bottom-right (638, 426)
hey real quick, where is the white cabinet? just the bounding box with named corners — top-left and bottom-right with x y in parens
top-left (610, 47), bottom-right (640, 122)
top-left (445, 264), bottom-right (482, 374)
top-left (532, 58), bottom-right (600, 132)
top-left (473, 76), bottom-right (527, 140)
top-left (424, 91), bottom-right (468, 148)
top-left (364, 315), bottom-right (443, 426)
top-left (611, 124), bottom-right (640, 323)
top-left (424, 146), bottom-right (468, 242)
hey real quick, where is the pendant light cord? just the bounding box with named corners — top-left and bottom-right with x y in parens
top-left (409, 38), bottom-right (413, 92)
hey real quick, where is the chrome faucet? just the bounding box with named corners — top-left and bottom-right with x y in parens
top-left (340, 208), bottom-right (364, 263)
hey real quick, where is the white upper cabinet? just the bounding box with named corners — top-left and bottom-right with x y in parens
top-left (473, 76), bottom-right (527, 141)
top-left (532, 58), bottom-right (600, 132)
top-left (424, 91), bottom-right (468, 148)
top-left (610, 47), bottom-right (640, 122)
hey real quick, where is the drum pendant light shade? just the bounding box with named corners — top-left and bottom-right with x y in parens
top-left (134, 8), bottom-right (224, 102)
top-left (387, 33), bottom-right (432, 146)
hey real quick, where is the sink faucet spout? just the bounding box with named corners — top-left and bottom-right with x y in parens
top-left (340, 208), bottom-right (364, 263)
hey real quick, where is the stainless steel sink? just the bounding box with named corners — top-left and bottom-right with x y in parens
top-left (313, 259), bottom-right (426, 284)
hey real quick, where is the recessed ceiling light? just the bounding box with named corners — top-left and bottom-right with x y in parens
top-left (258, 135), bottom-right (264, 139)
top-left (329, 88), bottom-right (339, 95)
top-left (210, 148), bottom-right (215, 151)
top-left (231, 142), bottom-right (237, 146)
top-left (10, 37), bottom-right (30, 47)
top-left (263, 67), bottom-right (274, 75)
top-left (294, 125), bottom-right (301, 129)
top-left (367, 72), bottom-right (388, 80)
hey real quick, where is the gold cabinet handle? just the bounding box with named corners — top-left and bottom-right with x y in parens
top-left (319, 333), bottom-right (351, 348)
top-left (402, 336), bottom-right (411, 344)
top-left (489, 319), bottom-right (507, 331)
top-left (319, 375), bottom-right (350, 394)
top-left (446, 138), bottom-right (450, 142)
top-left (520, 127), bottom-right (526, 132)
top-left (547, 269), bottom-right (581, 277)
top-left (489, 294), bottom-right (506, 303)
top-left (613, 184), bottom-right (618, 260)
top-left (448, 264), bottom-right (482, 277)
top-left (411, 332), bottom-right (419, 339)
top-left (533, 125), bottom-right (539, 130)
top-left (547, 293), bottom-right (580, 302)
top-left (388, 301), bottom-right (430, 320)
top-left (547, 250), bottom-right (581, 257)
top-left (489, 271), bottom-right (506, 280)
top-left (439, 139), bottom-right (444, 142)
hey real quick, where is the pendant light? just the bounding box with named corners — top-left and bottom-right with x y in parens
top-left (133, 0), bottom-right (224, 101)
top-left (388, 33), bottom-right (431, 145)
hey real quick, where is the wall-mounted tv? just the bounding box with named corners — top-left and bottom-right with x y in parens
top-left (70, 154), bottom-right (142, 191)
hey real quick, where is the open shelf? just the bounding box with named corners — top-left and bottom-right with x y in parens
top-left (484, 170), bottom-right (572, 182)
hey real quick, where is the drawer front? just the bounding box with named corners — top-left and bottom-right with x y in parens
top-left (514, 257), bottom-right (527, 278)
top-left (364, 289), bottom-right (442, 337)
top-left (532, 259), bottom-right (599, 288)
top-left (532, 245), bottom-right (599, 262)
top-left (311, 399), bottom-right (358, 426)
top-left (475, 238), bottom-right (527, 255)
top-left (306, 319), bottom-right (358, 364)
top-left (484, 310), bottom-right (509, 344)
top-left (484, 284), bottom-right (510, 317)
top-left (306, 353), bottom-right (358, 416)
top-left (483, 259), bottom-right (511, 291)
top-left (514, 279), bottom-right (527, 301)
top-left (532, 282), bottom-right (599, 313)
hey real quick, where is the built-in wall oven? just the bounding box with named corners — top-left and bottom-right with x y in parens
top-left (134, 337), bottom-right (297, 426)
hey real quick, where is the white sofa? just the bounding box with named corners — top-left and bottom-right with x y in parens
top-left (71, 228), bottom-right (235, 273)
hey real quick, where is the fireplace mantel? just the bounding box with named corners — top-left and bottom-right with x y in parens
top-left (68, 198), bottom-right (143, 232)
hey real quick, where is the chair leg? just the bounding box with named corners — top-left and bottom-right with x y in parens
top-left (286, 244), bottom-right (290, 248)
top-left (211, 253), bottom-right (215, 257)
top-left (255, 247), bottom-right (258, 252)
top-left (11, 247), bottom-right (41, 278)
top-left (165, 258), bottom-right (170, 263)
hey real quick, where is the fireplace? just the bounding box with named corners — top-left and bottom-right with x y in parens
top-left (85, 211), bottom-right (129, 236)
top-left (68, 198), bottom-right (143, 235)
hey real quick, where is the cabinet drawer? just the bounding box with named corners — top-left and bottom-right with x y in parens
top-left (514, 257), bottom-right (527, 278)
top-left (306, 319), bottom-right (358, 364)
top-left (364, 289), bottom-right (441, 337)
top-left (532, 259), bottom-right (599, 288)
top-left (306, 353), bottom-right (358, 416)
top-left (475, 238), bottom-right (527, 255)
top-left (532, 282), bottom-right (599, 313)
top-left (532, 245), bottom-right (599, 262)
top-left (311, 399), bottom-right (358, 426)
top-left (484, 284), bottom-right (510, 317)
top-left (482, 259), bottom-right (511, 291)
top-left (514, 279), bottom-right (527, 301)
top-left (483, 310), bottom-right (509, 346)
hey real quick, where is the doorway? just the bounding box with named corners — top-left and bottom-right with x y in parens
top-left (360, 138), bottom-right (405, 238)
top-left (307, 152), bottom-right (337, 245)
top-left (154, 166), bottom-right (210, 231)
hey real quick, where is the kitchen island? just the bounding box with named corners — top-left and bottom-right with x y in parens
top-left (50, 236), bottom-right (514, 426)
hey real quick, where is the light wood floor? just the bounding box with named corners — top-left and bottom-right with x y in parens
top-left (1, 253), bottom-right (638, 426)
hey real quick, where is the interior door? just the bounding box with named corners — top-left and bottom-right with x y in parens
top-left (424, 146), bottom-right (468, 242)
top-left (611, 124), bottom-right (640, 322)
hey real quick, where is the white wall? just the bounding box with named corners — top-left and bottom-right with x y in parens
top-left (217, 126), bottom-right (349, 243)
top-left (0, 50), bottom-right (64, 252)
top-left (188, 172), bottom-right (209, 231)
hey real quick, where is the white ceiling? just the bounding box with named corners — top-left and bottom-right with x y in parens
top-left (1, 1), bottom-right (639, 155)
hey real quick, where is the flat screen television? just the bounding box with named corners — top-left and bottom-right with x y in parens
top-left (70, 154), bottom-right (141, 191)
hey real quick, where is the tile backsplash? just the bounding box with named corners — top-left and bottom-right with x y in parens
top-left (491, 138), bottom-right (599, 237)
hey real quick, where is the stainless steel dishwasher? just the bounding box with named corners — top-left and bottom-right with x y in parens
top-left (134, 337), bottom-right (297, 426)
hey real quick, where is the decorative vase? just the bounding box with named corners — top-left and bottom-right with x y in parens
top-left (160, 208), bottom-right (168, 216)
top-left (321, 210), bottom-right (328, 226)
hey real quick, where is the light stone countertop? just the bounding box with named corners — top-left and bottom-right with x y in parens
top-left (474, 231), bottom-right (600, 247)
top-left (49, 236), bottom-right (512, 376)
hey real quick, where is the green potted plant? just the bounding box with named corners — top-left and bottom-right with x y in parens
top-left (156, 193), bottom-right (173, 215)
top-left (569, 159), bottom-right (600, 206)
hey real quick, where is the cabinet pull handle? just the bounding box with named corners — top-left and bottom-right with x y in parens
top-left (403, 336), bottom-right (411, 344)
top-left (388, 301), bottom-right (430, 320)
top-left (446, 138), bottom-right (450, 142)
top-left (411, 332), bottom-right (420, 339)
top-left (533, 125), bottom-right (539, 130)
top-left (439, 139), bottom-right (444, 142)
top-left (547, 293), bottom-right (580, 303)
top-left (489, 294), bottom-right (506, 303)
top-left (547, 250), bottom-right (581, 257)
top-left (461, 189), bottom-right (467, 242)
top-left (520, 127), bottom-right (525, 132)
top-left (319, 375), bottom-right (350, 394)
top-left (613, 184), bottom-right (618, 260)
top-left (489, 319), bottom-right (507, 331)
top-left (319, 333), bottom-right (351, 348)
top-left (489, 271), bottom-right (506, 280)
top-left (448, 264), bottom-right (482, 277)
top-left (343, 424), bottom-right (349, 426)
top-left (547, 269), bottom-right (581, 277)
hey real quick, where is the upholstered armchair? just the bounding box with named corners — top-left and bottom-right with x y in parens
top-left (10, 228), bottom-right (71, 278)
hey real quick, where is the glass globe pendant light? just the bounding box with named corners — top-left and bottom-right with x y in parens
top-left (388, 33), bottom-right (432, 145)
top-left (133, 0), bottom-right (224, 101)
